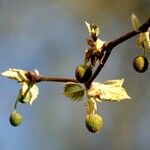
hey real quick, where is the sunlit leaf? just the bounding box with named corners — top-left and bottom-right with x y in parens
top-left (17, 82), bottom-right (39, 105)
top-left (86, 98), bottom-right (97, 115)
top-left (87, 79), bottom-right (131, 102)
top-left (1, 68), bottom-right (28, 82)
top-left (95, 38), bottom-right (105, 50)
top-left (131, 13), bottom-right (141, 32)
top-left (87, 82), bottom-right (101, 99)
top-left (63, 82), bottom-right (84, 101)
top-left (137, 32), bottom-right (150, 51)
top-left (103, 79), bottom-right (124, 87)
top-left (85, 21), bottom-right (100, 37)
top-left (85, 22), bottom-right (91, 35)
top-left (99, 79), bottom-right (131, 101)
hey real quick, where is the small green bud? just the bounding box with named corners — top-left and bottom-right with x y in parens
top-left (75, 65), bottom-right (92, 83)
top-left (85, 114), bottom-right (103, 133)
top-left (133, 55), bottom-right (149, 73)
top-left (9, 110), bottom-right (22, 127)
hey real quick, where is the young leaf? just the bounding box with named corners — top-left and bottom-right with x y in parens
top-left (63, 82), bottom-right (84, 101)
top-left (85, 22), bottom-right (100, 37)
top-left (17, 82), bottom-right (39, 105)
top-left (137, 32), bottom-right (150, 51)
top-left (131, 13), bottom-right (141, 32)
top-left (99, 79), bottom-right (131, 101)
top-left (87, 79), bottom-right (131, 102)
top-left (1, 68), bottom-right (28, 82)
top-left (86, 98), bottom-right (97, 115)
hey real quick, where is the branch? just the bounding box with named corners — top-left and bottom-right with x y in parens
top-left (25, 71), bottom-right (78, 83)
top-left (86, 17), bottom-right (150, 89)
top-left (25, 17), bottom-right (150, 88)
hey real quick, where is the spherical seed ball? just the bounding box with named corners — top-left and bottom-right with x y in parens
top-left (9, 110), bottom-right (22, 127)
top-left (133, 55), bottom-right (149, 73)
top-left (75, 65), bottom-right (92, 83)
top-left (85, 114), bottom-right (103, 133)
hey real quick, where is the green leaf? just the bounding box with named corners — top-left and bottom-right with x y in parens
top-left (63, 82), bottom-right (84, 101)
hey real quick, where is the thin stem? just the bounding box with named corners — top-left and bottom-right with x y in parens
top-left (14, 99), bottom-right (19, 110)
top-left (37, 76), bottom-right (78, 83)
top-left (110, 30), bottom-right (138, 49)
top-left (25, 71), bottom-right (78, 83)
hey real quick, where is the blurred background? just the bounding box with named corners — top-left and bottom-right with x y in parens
top-left (0, 0), bottom-right (150, 150)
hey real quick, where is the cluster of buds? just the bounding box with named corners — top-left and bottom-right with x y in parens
top-left (75, 22), bottom-right (106, 84)
top-left (84, 22), bottom-right (106, 67)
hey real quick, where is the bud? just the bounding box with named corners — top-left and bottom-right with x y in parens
top-left (9, 110), bottom-right (22, 127)
top-left (85, 114), bottom-right (103, 133)
top-left (133, 55), bottom-right (149, 73)
top-left (75, 65), bottom-right (92, 83)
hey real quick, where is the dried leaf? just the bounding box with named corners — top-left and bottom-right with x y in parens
top-left (63, 82), bottom-right (84, 101)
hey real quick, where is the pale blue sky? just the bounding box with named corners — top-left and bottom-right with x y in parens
top-left (0, 0), bottom-right (150, 150)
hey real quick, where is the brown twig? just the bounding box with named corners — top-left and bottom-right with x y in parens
top-left (26, 71), bottom-right (78, 83)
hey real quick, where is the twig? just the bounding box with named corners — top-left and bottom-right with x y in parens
top-left (26, 72), bottom-right (77, 83)
top-left (25, 17), bottom-right (150, 88)
top-left (86, 17), bottom-right (150, 89)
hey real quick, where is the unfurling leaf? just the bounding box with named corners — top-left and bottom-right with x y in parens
top-left (86, 98), bottom-right (97, 115)
top-left (1, 68), bottom-right (28, 82)
top-left (85, 22), bottom-right (100, 39)
top-left (17, 82), bottom-right (39, 105)
top-left (1, 68), bottom-right (40, 105)
top-left (99, 79), bottom-right (131, 101)
top-left (131, 13), bottom-right (141, 32)
top-left (87, 79), bottom-right (131, 102)
top-left (84, 49), bottom-right (93, 64)
top-left (63, 82), bottom-right (84, 101)
top-left (137, 32), bottom-right (150, 51)
top-left (87, 82), bottom-right (101, 101)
